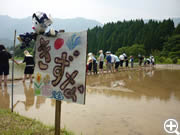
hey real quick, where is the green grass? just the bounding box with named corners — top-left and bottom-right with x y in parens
top-left (0, 109), bottom-right (75, 135)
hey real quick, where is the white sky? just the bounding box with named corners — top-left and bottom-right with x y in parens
top-left (0, 0), bottom-right (180, 24)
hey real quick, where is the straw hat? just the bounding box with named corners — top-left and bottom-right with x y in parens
top-left (99, 50), bottom-right (103, 53)
top-left (88, 52), bottom-right (93, 56)
top-left (24, 50), bottom-right (31, 56)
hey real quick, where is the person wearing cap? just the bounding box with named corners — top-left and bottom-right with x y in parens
top-left (150, 55), bottom-right (155, 66)
top-left (98, 50), bottom-right (104, 74)
top-left (22, 50), bottom-right (35, 83)
top-left (0, 44), bottom-right (19, 87)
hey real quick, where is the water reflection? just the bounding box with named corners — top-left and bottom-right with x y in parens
top-left (13, 82), bottom-right (47, 110)
top-left (12, 68), bottom-right (179, 111)
top-left (9, 68), bottom-right (180, 135)
top-left (87, 68), bottom-right (180, 102)
top-left (0, 86), bottom-right (10, 109)
top-left (22, 83), bottom-right (35, 111)
top-left (13, 83), bottom-right (35, 111)
top-left (36, 96), bottom-right (46, 109)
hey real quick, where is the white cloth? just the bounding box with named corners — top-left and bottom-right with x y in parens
top-left (119, 55), bottom-right (124, 60)
top-left (114, 55), bottom-right (120, 62)
top-left (111, 54), bottom-right (116, 63)
top-left (99, 53), bottom-right (104, 62)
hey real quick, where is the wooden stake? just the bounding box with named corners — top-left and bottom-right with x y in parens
top-left (11, 29), bottom-right (16, 112)
top-left (55, 100), bottom-right (61, 135)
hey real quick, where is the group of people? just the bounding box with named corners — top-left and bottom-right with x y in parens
top-left (87, 50), bottom-right (155, 74)
top-left (0, 43), bottom-right (156, 87)
top-left (0, 44), bottom-right (35, 87)
top-left (138, 54), bottom-right (155, 67)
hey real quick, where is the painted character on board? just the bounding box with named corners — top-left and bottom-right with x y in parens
top-left (42, 74), bottom-right (52, 97)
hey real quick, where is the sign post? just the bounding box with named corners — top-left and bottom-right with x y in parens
top-left (55, 100), bottom-right (61, 135)
top-left (34, 30), bottom-right (87, 135)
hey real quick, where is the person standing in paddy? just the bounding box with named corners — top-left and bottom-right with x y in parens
top-left (87, 53), bottom-right (93, 75)
top-left (0, 44), bottom-right (19, 87)
top-left (114, 55), bottom-right (120, 72)
top-left (98, 50), bottom-right (104, 74)
top-left (119, 54), bottom-right (124, 68)
top-left (22, 50), bottom-right (35, 83)
top-left (106, 51), bottom-right (112, 73)
top-left (130, 56), bottom-right (134, 68)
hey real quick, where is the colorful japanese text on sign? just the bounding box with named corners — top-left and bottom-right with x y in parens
top-left (34, 31), bottom-right (87, 104)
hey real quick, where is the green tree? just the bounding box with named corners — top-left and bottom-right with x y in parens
top-left (127, 44), bottom-right (146, 58)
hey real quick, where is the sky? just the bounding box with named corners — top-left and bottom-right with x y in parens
top-left (0, 0), bottom-right (180, 24)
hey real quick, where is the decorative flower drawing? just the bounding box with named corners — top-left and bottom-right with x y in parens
top-left (34, 72), bottom-right (43, 95)
top-left (51, 91), bottom-right (64, 100)
top-left (67, 34), bottom-right (81, 50)
top-left (36, 72), bottom-right (42, 84)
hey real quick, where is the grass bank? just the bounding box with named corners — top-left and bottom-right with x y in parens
top-left (0, 109), bottom-right (75, 135)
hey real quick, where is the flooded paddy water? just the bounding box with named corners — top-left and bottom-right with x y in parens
top-left (0, 65), bottom-right (180, 135)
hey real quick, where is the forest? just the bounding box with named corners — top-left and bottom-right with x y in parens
top-left (87, 19), bottom-right (180, 63)
top-left (12, 19), bottom-right (180, 64)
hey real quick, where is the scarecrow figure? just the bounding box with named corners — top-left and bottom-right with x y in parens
top-left (17, 11), bottom-right (57, 49)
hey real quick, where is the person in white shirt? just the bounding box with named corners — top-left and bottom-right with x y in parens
top-left (119, 54), bottom-right (124, 68)
top-left (114, 55), bottom-right (120, 72)
top-left (110, 54), bottom-right (116, 72)
top-left (150, 55), bottom-right (155, 66)
top-left (98, 50), bottom-right (104, 74)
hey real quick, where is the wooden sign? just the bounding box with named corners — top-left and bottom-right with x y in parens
top-left (34, 31), bottom-right (87, 104)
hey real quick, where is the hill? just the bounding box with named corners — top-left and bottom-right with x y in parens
top-left (0, 15), bottom-right (102, 47)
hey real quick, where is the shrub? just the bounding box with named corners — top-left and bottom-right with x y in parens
top-left (172, 57), bottom-right (178, 64)
top-left (177, 59), bottom-right (180, 64)
top-left (164, 58), bottom-right (173, 64)
top-left (159, 56), bottom-right (166, 63)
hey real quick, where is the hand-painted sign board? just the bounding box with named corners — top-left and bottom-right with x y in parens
top-left (34, 31), bottom-right (87, 104)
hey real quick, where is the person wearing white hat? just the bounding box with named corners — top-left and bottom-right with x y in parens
top-left (87, 52), bottom-right (93, 75)
top-left (150, 55), bottom-right (155, 66)
top-left (98, 50), bottom-right (104, 74)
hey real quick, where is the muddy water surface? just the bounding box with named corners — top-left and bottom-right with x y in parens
top-left (0, 68), bottom-right (180, 135)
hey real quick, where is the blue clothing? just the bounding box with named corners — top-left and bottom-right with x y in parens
top-left (106, 55), bottom-right (111, 63)
top-left (130, 58), bottom-right (134, 62)
top-left (92, 56), bottom-right (96, 61)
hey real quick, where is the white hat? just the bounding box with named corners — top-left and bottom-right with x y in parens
top-left (106, 51), bottom-right (111, 54)
top-left (88, 52), bottom-right (93, 56)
